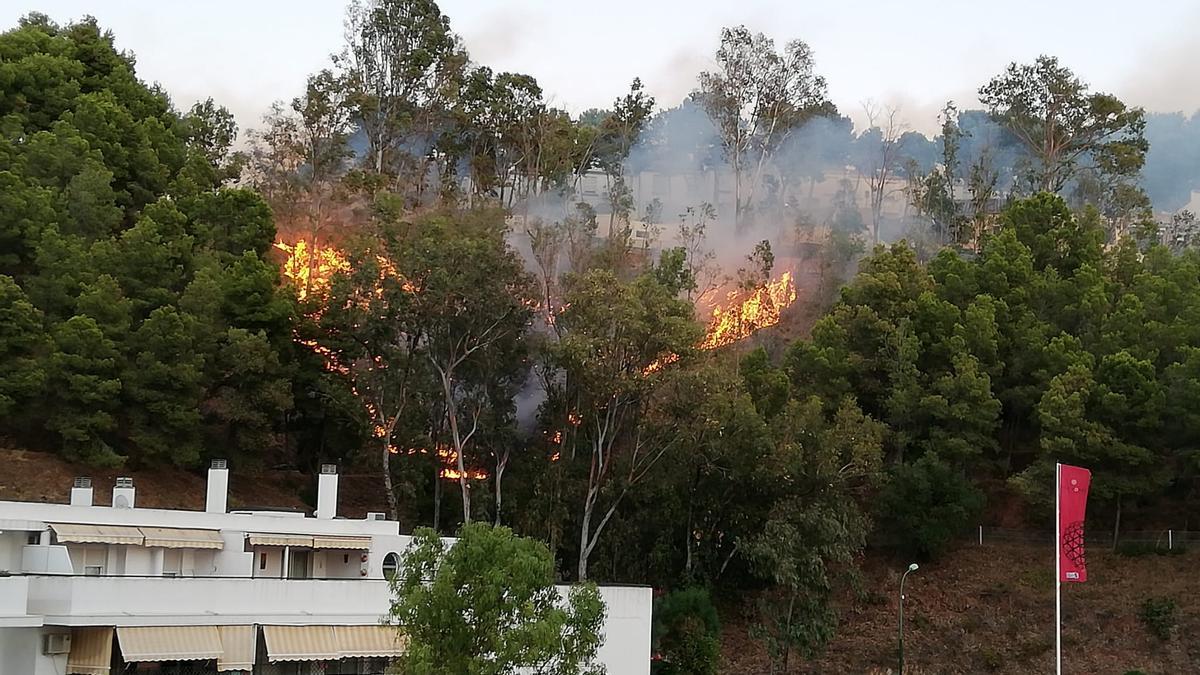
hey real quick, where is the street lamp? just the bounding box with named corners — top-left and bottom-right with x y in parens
top-left (898, 563), bottom-right (919, 674)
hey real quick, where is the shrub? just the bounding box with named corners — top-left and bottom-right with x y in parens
top-left (653, 588), bottom-right (721, 675)
top-left (1138, 597), bottom-right (1177, 641)
top-left (875, 454), bottom-right (985, 560)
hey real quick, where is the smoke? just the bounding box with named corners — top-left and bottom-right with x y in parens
top-left (1117, 7), bottom-right (1200, 117)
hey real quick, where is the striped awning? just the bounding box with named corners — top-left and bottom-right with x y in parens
top-left (140, 527), bottom-right (224, 550)
top-left (51, 523), bottom-right (143, 546)
top-left (334, 625), bottom-right (406, 658)
top-left (117, 626), bottom-right (223, 662)
top-left (246, 533), bottom-right (314, 548)
top-left (312, 535), bottom-right (371, 550)
top-left (263, 625), bottom-right (339, 662)
top-left (217, 625), bottom-right (256, 672)
top-left (67, 627), bottom-right (113, 675)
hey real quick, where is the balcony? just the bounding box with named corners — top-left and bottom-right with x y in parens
top-left (25, 575), bottom-right (394, 626)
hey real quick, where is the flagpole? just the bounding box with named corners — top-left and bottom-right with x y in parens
top-left (1055, 462), bottom-right (1062, 675)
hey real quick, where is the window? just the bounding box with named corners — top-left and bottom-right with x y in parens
top-left (260, 552), bottom-right (268, 570)
top-left (287, 550), bottom-right (310, 579)
top-left (162, 549), bottom-right (182, 577)
top-left (26, 531), bottom-right (41, 545)
top-left (84, 565), bottom-right (103, 576)
top-left (382, 552), bottom-right (400, 581)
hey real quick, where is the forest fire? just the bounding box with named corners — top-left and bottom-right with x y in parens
top-left (400, 446), bottom-right (489, 480)
top-left (273, 238), bottom-right (349, 302)
top-left (699, 271), bottom-right (797, 350)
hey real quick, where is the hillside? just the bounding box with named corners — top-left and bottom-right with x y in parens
top-left (722, 543), bottom-right (1199, 674)
top-left (0, 447), bottom-right (389, 519)
top-left (5, 449), bottom-right (1194, 674)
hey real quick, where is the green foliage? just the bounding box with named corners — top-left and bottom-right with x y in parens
top-left (389, 523), bottom-right (606, 675)
top-left (0, 15), bottom-right (302, 468)
top-left (652, 589), bottom-right (721, 675)
top-left (876, 454), bottom-right (985, 560)
top-left (1138, 597), bottom-right (1177, 641)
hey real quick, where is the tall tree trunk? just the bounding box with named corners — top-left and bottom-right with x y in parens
top-left (381, 441), bottom-right (398, 521)
top-left (438, 369), bottom-right (472, 524)
top-left (493, 453), bottom-right (507, 526)
top-left (578, 492), bottom-right (593, 580)
top-left (432, 466), bottom-right (442, 532)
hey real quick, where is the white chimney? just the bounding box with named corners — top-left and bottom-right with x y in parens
top-left (70, 477), bottom-right (93, 507)
top-left (206, 459), bottom-right (229, 513)
top-left (315, 464), bottom-right (338, 519)
top-left (112, 477), bottom-right (135, 509)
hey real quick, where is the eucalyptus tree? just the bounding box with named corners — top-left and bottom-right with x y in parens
top-left (696, 26), bottom-right (835, 231)
top-left (979, 55), bottom-right (1147, 195)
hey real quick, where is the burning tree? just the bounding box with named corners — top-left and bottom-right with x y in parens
top-left (280, 202), bottom-right (534, 524)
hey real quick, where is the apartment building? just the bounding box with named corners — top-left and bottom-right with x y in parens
top-left (0, 462), bottom-right (652, 674)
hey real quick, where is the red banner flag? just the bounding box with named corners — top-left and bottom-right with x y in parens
top-left (1058, 464), bottom-right (1091, 583)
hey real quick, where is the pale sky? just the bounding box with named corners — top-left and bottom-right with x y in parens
top-left (4, 0), bottom-right (1199, 135)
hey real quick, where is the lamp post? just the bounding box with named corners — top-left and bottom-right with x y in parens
top-left (898, 562), bottom-right (919, 674)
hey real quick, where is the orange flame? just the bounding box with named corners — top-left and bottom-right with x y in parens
top-left (274, 239), bottom-right (349, 303)
top-left (699, 271), bottom-right (797, 350)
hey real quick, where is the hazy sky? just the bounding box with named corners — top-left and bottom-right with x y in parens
top-left (4, 0), bottom-right (1199, 135)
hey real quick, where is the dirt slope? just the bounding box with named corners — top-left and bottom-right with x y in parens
top-left (721, 543), bottom-right (1198, 674)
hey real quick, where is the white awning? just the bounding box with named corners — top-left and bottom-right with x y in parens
top-left (51, 523), bottom-right (143, 546)
top-left (217, 625), bottom-right (256, 672)
top-left (67, 627), bottom-right (113, 675)
top-left (334, 625), bottom-right (406, 658)
top-left (312, 535), bottom-right (371, 550)
top-left (263, 625), bottom-right (339, 662)
top-left (247, 533), bottom-right (314, 548)
top-left (140, 527), bottom-right (224, 550)
top-left (117, 625), bottom-right (223, 662)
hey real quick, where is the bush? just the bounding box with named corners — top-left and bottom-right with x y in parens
top-left (653, 588), bottom-right (721, 675)
top-left (1138, 597), bottom-right (1177, 641)
top-left (875, 454), bottom-right (985, 560)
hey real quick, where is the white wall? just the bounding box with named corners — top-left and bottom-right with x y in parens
top-left (0, 531), bottom-right (25, 573)
top-left (0, 627), bottom-right (39, 675)
top-left (592, 586), bottom-right (653, 675)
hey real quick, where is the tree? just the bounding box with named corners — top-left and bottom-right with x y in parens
top-left (552, 263), bottom-right (703, 580)
top-left (696, 26), bottom-right (834, 230)
top-left (743, 397), bottom-right (884, 673)
top-left (122, 306), bottom-right (206, 466)
top-left (406, 211), bottom-right (534, 524)
top-left (45, 316), bottom-right (124, 466)
top-left (339, 0), bottom-right (464, 191)
top-left (857, 103), bottom-right (905, 246)
top-left (652, 588), bottom-right (722, 675)
top-left (594, 79), bottom-right (655, 235)
top-left (979, 55), bottom-right (1147, 194)
top-left (876, 453), bottom-right (985, 560)
top-left (0, 276), bottom-right (45, 420)
top-left (389, 523), bottom-right (606, 675)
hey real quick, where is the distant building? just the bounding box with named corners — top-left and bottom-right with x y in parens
top-left (0, 463), bottom-right (651, 675)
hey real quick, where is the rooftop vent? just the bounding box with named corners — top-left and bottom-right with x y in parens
top-left (70, 477), bottom-right (94, 506)
top-left (316, 465), bottom-right (339, 519)
top-left (113, 477), bottom-right (135, 509)
top-left (211, 458), bottom-right (228, 470)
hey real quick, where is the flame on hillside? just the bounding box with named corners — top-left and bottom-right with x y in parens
top-left (699, 271), bottom-right (797, 350)
top-left (274, 239), bottom-right (349, 302)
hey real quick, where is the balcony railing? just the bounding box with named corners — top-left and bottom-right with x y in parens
top-left (25, 575), bottom-right (394, 624)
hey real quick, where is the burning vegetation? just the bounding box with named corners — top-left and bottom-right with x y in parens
top-left (698, 271), bottom-right (798, 350)
top-left (273, 239), bottom-right (350, 303)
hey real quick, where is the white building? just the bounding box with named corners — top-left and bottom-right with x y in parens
top-left (0, 462), bottom-right (651, 675)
